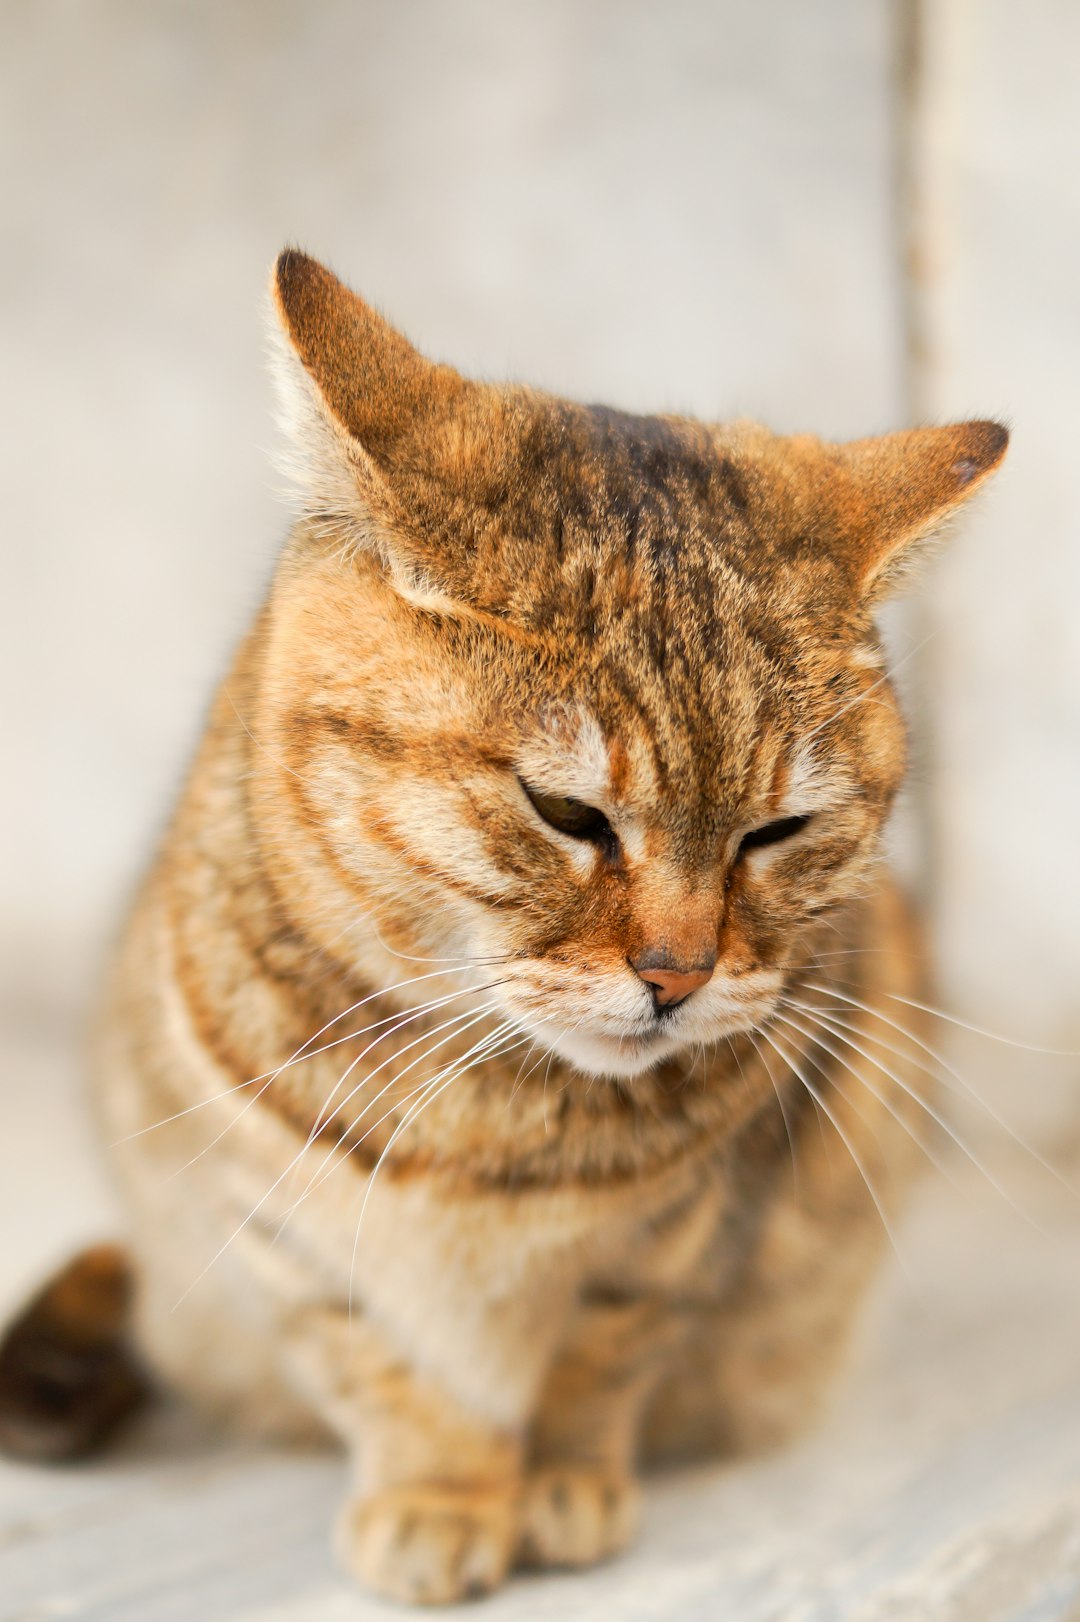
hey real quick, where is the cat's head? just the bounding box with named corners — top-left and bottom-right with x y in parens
top-left (258, 249), bottom-right (1006, 1079)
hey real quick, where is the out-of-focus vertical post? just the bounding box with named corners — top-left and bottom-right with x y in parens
top-left (893, 0), bottom-right (1080, 1147)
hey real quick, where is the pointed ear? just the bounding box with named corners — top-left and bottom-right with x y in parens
top-left (827, 420), bottom-right (1009, 600)
top-left (267, 248), bottom-right (470, 558)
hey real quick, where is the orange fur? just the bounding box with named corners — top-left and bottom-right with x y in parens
top-left (0, 251), bottom-right (1007, 1604)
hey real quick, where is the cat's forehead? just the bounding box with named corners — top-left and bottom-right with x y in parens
top-left (449, 395), bottom-right (851, 651)
top-left (513, 682), bottom-right (847, 841)
top-left (480, 405), bottom-right (840, 810)
top-left (519, 400), bottom-right (758, 571)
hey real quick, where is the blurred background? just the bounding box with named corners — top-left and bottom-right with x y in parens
top-left (2, 2), bottom-right (1079, 1615)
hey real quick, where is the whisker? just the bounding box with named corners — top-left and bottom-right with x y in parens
top-left (756, 1023), bottom-right (907, 1272)
top-left (803, 633), bottom-right (932, 742)
top-left (768, 1015), bottom-right (886, 1164)
top-left (802, 947), bottom-right (925, 967)
top-left (170, 1003), bottom-right (505, 1309)
top-left (164, 981), bottom-right (507, 1180)
top-left (225, 685), bottom-right (306, 781)
top-left (162, 979), bottom-right (499, 1187)
top-left (542, 1048), bottom-right (557, 1133)
top-left (268, 1075), bottom-right (440, 1248)
top-left (742, 1033), bottom-right (802, 1192)
top-left (795, 981), bottom-right (1075, 1197)
top-left (780, 1001), bottom-right (1058, 1237)
top-left (346, 1024), bottom-right (531, 1317)
top-left (277, 1002), bottom-right (508, 1222)
top-left (800, 965), bottom-right (1079, 1057)
top-left (539, 1012), bottom-right (592, 1132)
top-left (357, 908), bottom-right (516, 969)
top-left (772, 1004), bottom-right (1021, 1217)
top-left (878, 990), bottom-right (1080, 1059)
top-left (320, 1022), bottom-right (529, 1245)
top-left (507, 1040), bottom-right (544, 1105)
top-left (112, 964), bottom-right (491, 1146)
top-left (304, 980), bottom-right (508, 1143)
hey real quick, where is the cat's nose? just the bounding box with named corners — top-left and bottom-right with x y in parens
top-left (630, 951), bottom-right (717, 1009)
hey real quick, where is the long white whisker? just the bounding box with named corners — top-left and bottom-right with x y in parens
top-left (505, 1033), bottom-right (567, 1108)
top-left (878, 990), bottom-right (1080, 1059)
top-left (358, 908), bottom-right (514, 968)
top-left (347, 1025), bottom-right (530, 1317)
top-left (770, 1007), bottom-right (946, 1179)
top-left (113, 965), bottom-right (489, 1146)
top-left (774, 1005), bottom-right (995, 1207)
top-left (163, 1007), bottom-right (430, 1181)
top-left (170, 1003), bottom-right (504, 1310)
top-left (278, 1003), bottom-right (509, 1221)
top-left (778, 1001), bottom-right (1054, 1236)
top-left (803, 634), bottom-right (932, 742)
top-left (225, 685), bottom-right (306, 781)
top-left (330, 1022), bottom-right (528, 1237)
top-left (757, 1024), bottom-right (907, 1273)
top-left (797, 981), bottom-right (1075, 1196)
top-left (509, 1041), bottom-right (538, 1091)
top-left (304, 980), bottom-right (508, 1142)
top-left (742, 1033), bottom-right (802, 1192)
top-left (165, 981), bottom-right (506, 1181)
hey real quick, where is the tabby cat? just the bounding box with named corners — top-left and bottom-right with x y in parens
top-left (0, 251), bottom-right (1007, 1604)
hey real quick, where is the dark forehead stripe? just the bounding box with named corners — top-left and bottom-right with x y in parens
top-left (504, 402), bottom-right (763, 649)
top-left (514, 407), bottom-right (823, 820)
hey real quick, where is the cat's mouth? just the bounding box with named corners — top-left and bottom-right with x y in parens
top-left (522, 1003), bottom-right (768, 1081)
top-left (495, 964), bottom-right (784, 1079)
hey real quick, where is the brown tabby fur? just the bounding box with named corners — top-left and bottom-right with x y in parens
top-left (0, 252), bottom-right (1007, 1604)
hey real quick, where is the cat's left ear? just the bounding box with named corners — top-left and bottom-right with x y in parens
top-left (267, 247), bottom-right (476, 574)
top-left (828, 420), bottom-right (1009, 601)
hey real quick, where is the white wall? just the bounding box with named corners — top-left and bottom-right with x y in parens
top-left (904, 0), bottom-right (1080, 1137)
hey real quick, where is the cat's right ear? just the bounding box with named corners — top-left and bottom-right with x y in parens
top-left (268, 248), bottom-right (469, 566)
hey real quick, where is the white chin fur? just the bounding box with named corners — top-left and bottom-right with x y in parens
top-left (532, 1023), bottom-right (687, 1079)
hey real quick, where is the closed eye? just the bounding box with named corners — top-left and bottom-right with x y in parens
top-left (739, 813), bottom-right (812, 854)
top-left (520, 779), bottom-right (618, 858)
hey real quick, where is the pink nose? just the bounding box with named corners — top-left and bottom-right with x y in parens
top-left (631, 955), bottom-right (716, 1008)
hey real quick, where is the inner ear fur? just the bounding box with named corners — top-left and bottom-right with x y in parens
top-left (270, 249), bottom-right (529, 610)
top-left (269, 248), bottom-right (487, 575)
top-left (272, 249), bottom-right (471, 468)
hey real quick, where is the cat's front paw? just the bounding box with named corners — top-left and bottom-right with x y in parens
top-left (519, 1466), bottom-right (640, 1569)
top-left (337, 1483), bottom-right (518, 1604)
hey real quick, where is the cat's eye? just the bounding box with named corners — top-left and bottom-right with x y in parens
top-left (521, 780), bottom-right (617, 854)
top-left (739, 813), bottom-right (812, 854)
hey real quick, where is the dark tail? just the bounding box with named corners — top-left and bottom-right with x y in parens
top-left (0, 1245), bottom-right (150, 1462)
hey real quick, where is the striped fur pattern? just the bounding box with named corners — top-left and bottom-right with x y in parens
top-left (12, 253), bottom-right (1008, 1603)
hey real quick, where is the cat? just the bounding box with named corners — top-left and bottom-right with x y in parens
top-left (0, 249), bottom-right (1007, 1604)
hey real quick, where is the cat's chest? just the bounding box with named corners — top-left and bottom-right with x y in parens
top-left (260, 1130), bottom-right (735, 1318)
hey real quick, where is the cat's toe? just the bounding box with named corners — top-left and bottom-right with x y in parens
top-left (519, 1466), bottom-right (640, 1569)
top-left (337, 1483), bottom-right (518, 1604)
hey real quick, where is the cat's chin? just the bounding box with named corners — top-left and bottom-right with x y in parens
top-left (532, 1023), bottom-right (694, 1080)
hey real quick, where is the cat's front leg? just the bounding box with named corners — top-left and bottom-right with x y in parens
top-left (284, 1305), bottom-right (525, 1604)
top-left (520, 1295), bottom-right (682, 1570)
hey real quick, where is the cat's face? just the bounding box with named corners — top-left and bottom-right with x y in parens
top-left (257, 251), bottom-right (1007, 1079)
